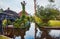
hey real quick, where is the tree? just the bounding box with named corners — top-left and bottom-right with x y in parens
top-left (13, 1), bottom-right (30, 28)
top-left (2, 19), bottom-right (12, 27)
top-left (13, 16), bottom-right (30, 28)
top-left (33, 15), bottom-right (42, 25)
top-left (0, 8), bottom-right (3, 13)
top-left (48, 0), bottom-right (54, 2)
top-left (2, 19), bottom-right (7, 27)
top-left (36, 6), bottom-right (60, 26)
top-left (48, 0), bottom-right (55, 8)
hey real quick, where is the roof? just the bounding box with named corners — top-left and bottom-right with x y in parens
top-left (0, 13), bottom-right (16, 20)
top-left (18, 11), bottom-right (28, 17)
top-left (3, 8), bottom-right (19, 18)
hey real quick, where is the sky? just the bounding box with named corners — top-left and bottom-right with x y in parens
top-left (0, 0), bottom-right (60, 15)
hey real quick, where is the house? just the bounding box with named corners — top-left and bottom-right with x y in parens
top-left (4, 8), bottom-right (19, 19)
top-left (0, 8), bottom-right (19, 34)
top-left (0, 8), bottom-right (19, 22)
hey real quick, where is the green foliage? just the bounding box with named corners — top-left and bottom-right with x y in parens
top-left (29, 16), bottom-right (34, 22)
top-left (2, 19), bottom-right (7, 27)
top-left (7, 20), bottom-right (12, 25)
top-left (13, 1), bottom-right (30, 28)
top-left (13, 16), bottom-right (30, 28)
top-left (48, 0), bottom-right (54, 3)
top-left (48, 20), bottom-right (60, 26)
top-left (35, 5), bottom-right (60, 26)
top-left (36, 6), bottom-right (59, 23)
top-left (2, 19), bottom-right (12, 27)
top-left (13, 19), bottom-right (21, 28)
top-left (0, 9), bottom-right (3, 13)
top-left (33, 15), bottom-right (42, 24)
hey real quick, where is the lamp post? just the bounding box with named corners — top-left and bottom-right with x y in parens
top-left (34, 0), bottom-right (37, 39)
top-left (34, 0), bottom-right (36, 14)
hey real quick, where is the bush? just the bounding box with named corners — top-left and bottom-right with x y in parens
top-left (2, 19), bottom-right (7, 27)
top-left (7, 20), bottom-right (11, 25)
top-left (2, 19), bottom-right (12, 27)
top-left (13, 18), bottom-right (30, 28)
top-left (48, 20), bottom-right (60, 26)
top-left (33, 15), bottom-right (42, 24)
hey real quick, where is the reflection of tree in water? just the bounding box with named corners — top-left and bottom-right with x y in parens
top-left (3, 26), bottom-right (30, 39)
top-left (3, 28), bottom-right (14, 38)
top-left (14, 26), bottom-right (30, 39)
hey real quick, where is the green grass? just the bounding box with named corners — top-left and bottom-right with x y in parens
top-left (0, 35), bottom-right (11, 39)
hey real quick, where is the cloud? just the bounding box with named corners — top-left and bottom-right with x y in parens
top-left (0, 0), bottom-right (60, 15)
top-left (0, 0), bottom-right (34, 15)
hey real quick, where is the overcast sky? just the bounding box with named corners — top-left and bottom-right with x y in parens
top-left (0, 0), bottom-right (60, 15)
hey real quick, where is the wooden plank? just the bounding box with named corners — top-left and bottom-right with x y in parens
top-left (39, 26), bottom-right (60, 30)
top-left (36, 23), bottom-right (60, 30)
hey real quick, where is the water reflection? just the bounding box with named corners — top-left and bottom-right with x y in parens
top-left (49, 30), bottom-right (60, 39)
top-left (3, 23), bottom-right (60, 39)
top-left (36, 27), bottom-right (60, 39)
top-left (15, 22), bottom-right (35, 39)
top-left (15, 36), bottom-right (21, 39)
top-left (24, 23), bottom-right (35, 39)
top-left (36, 28), bottom-right (42, 38)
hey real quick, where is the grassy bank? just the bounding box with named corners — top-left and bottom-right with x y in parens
top-left (0, 35), bottom-right (11, 39)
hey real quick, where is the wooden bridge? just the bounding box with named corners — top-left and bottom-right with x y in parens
top-left (35, 23), bottom-right (60, 39)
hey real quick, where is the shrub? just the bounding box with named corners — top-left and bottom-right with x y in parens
top-left (2, 19), bottom-right (7, 27)
top-left (48, 20), bottom-right (60, 26)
